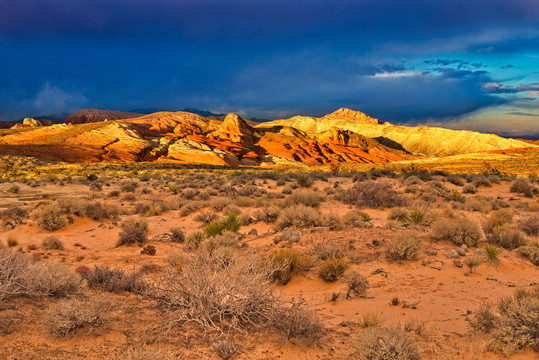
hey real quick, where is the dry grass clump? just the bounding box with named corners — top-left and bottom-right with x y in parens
top-left (252, 206), bottom-right (281, 224)
top-left (483, 210), bottom-right (527, 249)
top-left (431, 217), bottom-right (482, 247)
top-left (275, 205), bottom-right (323, 230)
top-left (46, 295), bottom-right (115, 337)
top-left (0, 206), bottom-right (28, 230)
top-left (212, 338), bottom-right (240, 360)
top-left (318, 256), bottom-right (349, 282)
top-left (194, 210), bottom-right (220, 225)
top-left (470, 287), bottom-right (538, 355)
top-left (464, 254), bottom-right (485, 273)
top-left (352, 326), bottom-right (421, 360)
top-left (0, 249), bottom-right (82, 301)
top-left (152, 252), bottom-right (323, 340)
top-left (518, 244), bottom-right (539, 266)
top-left (285, 190), bottom-right (325, 208)
top-left (37, 204), bottom-right (67, 231)
top-left (343, 271), bottom-right (369, 298)
top-left (41, 235), bottom-right (64, 250)
top-left (462, 184), bottom-right (477, 194)
top-left (385, 233), bottom-right (422, 262)
top-left (269, 248), bottom-right (313, 285)
top-left (347, 180), bottom-right (407, 209)
top-left (85, 201), bottom-right (120, 220)
top-left (519, 214), bottom-right (539, 236)
top-left (343, 210), bottom-right (372, 226)
top-left (77, 265), bottom-right (146, 293)
top-left (178, 200), bottom-right (204, 217)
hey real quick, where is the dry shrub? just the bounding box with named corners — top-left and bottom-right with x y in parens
top-left (38, 204), bottom-right (66, 231)
top-left (318, 257), bottom-right (349, 282)
top-left (118, 226), bottom-right (148, 246)
top-left (343, 210), bottom-right (372, 226)
top-left (343, 271), bottom-right (369, 298)
top-left (194, 210), bottom-right (219, 225)
top-left (78, 265), bottom-right (146, 293)
top-left (210, 198), bottom-right (232, 212)
top-left (462, 184), bottom-right (477, 194)
top-left (275, 205), bottom-right (323, 230)
top-left (252, 206), bottom-right (280, 224)
top-left (122, 217), bottom-right (149, 232)
top-left (41, 235), bottom-right (64, 250)
top-left (387, 207), bottom-right (409, 221)
top-left (46, 295), bottom-right (115, 337)
top-left (178, 201), bottom-right (204, 217)
top-left (170, 227), bottom-right (185, 243)
top-left (0, 206), bottom-right (28, 229)
top-left (141, 245), bottom-right (156, 255)
top-left (431, 217), bottom-right (482, 246)
top-left (314, 241), bottom-right (349, 261)
top-left (519, 214), bottom-right (539, 236)
top-left (212, 339), bottom-right (240, 360)
top-left (269, 248), bottom-right (313, 285)
top-left (352, 326), bottom-right (421, 360)
top-left (510, 178), bottom-right (536, 197)
top-left (385, 233), bottom-right (422, 262)
top-left (0, 249), bottom-right (82, 301)
top-left (151, 252), bottom-right (323, 341)
top-left (483, 212), bottom-right (527, 249)
top-left (347, 180), bottom-right (407, 209)
top-left (86, 202), bottom-right (120, 220)
top-left (464, 254), bottom-right (485, 273)
top-left (470, 287), bottom-right (539, 355)
top-left (285, 190), bottom-right (325, 208)
top-left (518, 244), bottom-right (539, 266)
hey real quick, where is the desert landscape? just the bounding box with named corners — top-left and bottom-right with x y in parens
top-left (0, 154), bottom-right (538, 359)
top-left (2, 1), bottom-right (539, 359)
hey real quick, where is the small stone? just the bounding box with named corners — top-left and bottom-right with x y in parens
top-left (460, 244), bottom-right (469, 253)
top-left (248, 228), bottom-right (258, 236)
top-left (272, 235), bottom-right (282, 244)
top-left (372, 239), bottom-right (381, 246)
top-left (453, 260), bottom-right (463, 268)
top-left (282, 227), bottom-right (292, 240)
top-left (446, 250), bottom-right (460, 259)
top-left (426, 249), bottom-right (438, 256)
top-left (151, 233), bottom-right (172, 242)
top-left (474, 249), bottom-right (486, 256)
top-left (289, 232), bottom-right (300, 243)
top-left (455, 248), bottom-right (466, 256)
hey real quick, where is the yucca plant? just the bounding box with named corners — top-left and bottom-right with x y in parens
top-left (484, 245), bottom-right (501, 267)
top-left (400, 210), bottom-right (426, 228)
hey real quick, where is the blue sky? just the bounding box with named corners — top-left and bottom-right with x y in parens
top-left (0, 0), bottom-right (538, 135)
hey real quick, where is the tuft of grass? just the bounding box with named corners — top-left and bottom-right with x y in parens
top-left (484, 245), bottom-right (501, 267)
top-left (41, 235), bottom-right (64, 250)
top-left (269, 248), bottom-right (313, 285)
top-left (318, 256), bottom-right (349, 282)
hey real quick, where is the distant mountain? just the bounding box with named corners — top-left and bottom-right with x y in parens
top-left (0, 108), bottom-right (535, 165)
top-left (65, 109), bottom-right (145, 124)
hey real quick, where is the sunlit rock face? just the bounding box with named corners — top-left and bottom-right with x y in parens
top-left (0, 108), bottom-right (534, 164)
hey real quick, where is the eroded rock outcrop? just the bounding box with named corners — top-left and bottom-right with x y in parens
top-left (65, 109), bottom-right (144, 124)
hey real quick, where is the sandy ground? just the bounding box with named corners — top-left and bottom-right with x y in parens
top-left (0, 176), bottom-right (538, 359)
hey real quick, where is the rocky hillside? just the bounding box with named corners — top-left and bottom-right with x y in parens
top-left (261, 108), bottom-right (532, 156)
top-left (0, 108), bottom-right (534, 166)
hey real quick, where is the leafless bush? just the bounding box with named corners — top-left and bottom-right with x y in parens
top-left (77, 265), bottom-right (146, 293)
top-left (347, 180), bottom-right (407, 209)
top-left (352, 326), bottom-right (421, 360)
top-left (343, 271), bottom-right (369, 298)
top-left (46, 294), bottom-right (115, 337)
top-left (151, 252), bottom-right (323, 341)
top-left (194, 210), bottom-right (219, 225)
top-left (385, 233), bottom-right (422, 261)
top-left (0, 249), bottom-right (82, 301)
top-left (170, 227), bottom-right (185, 243)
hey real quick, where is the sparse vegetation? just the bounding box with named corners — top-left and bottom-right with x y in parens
top-left (352, 326), bottom-right (421, 360)
top-left (431, 217), bottom-right (482, 246)
top-left (318, 256), bottom-right (349, 282)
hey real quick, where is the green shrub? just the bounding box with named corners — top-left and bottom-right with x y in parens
top-left (484, 245), bottom-right (501, 266)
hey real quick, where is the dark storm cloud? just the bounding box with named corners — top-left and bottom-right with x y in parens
top-left (0, 0), bottom-right (538, 125)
